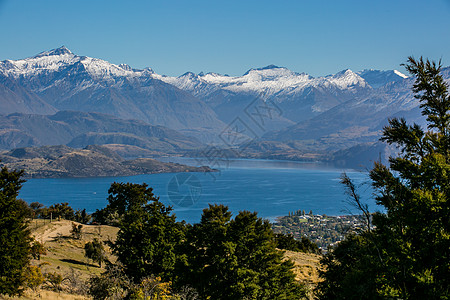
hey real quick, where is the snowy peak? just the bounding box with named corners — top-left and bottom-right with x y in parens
top-left (119, 63), bottom-right (133, 71)
top-left (0, 47), bottom-right (421, 107)
top-left (243, 64), bottom-right (284, 75)
top-left (357, 69), bottom-right (408, 88)
top-left (258, 64), bottom-right (280, 70)
top-left (0, 47), bottom-right (79, 79)
top-left (326, 69), bottom-right (368, 89)
top-left (179, 71), bottom-right (198, 79)
top-left (156, 65), bottom-right (372, 99)
top-left (34, 46), bottom-right (73, 58)
top-left (0, 47), bottom-right (149, 81)
top-left (242, 65), bottom-right (299, 79)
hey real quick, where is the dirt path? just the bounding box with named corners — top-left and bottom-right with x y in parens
top-left (31, 220), bottom-right (79, 243)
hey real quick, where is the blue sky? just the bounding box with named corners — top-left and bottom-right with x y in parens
top-left (0, 0), bottom-right (449, 77)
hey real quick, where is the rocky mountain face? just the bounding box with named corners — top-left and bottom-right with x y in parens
top-left (0, 74), bottom-right (56, 115)
top-left (159, 63), bottom-right (437, 164)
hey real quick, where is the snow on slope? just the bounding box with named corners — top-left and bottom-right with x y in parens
top-left (326, 69), bottom-right (369, 89)
top-left (1, 47), bottom-right (77, 77)
top-left (154, 65), bottom-right (376, 102)
top-left (0, 46), bottom-right (410, 103)
top-left (0, 46), bottom-right (417, 126)
top-left (0, 46), bottom-right (153, 85)
top-left (357, 69), bottom-right (408, 88)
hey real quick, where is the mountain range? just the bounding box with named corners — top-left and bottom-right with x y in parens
top-left (0, 47), bottom-right (224, 142)
top-left (1, 47), bottom-right (449, 167)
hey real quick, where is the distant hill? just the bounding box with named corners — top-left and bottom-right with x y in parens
top-left (0, 145), bottom-right (215, 178)
top-left (0, 111), bottom-right (203, 154)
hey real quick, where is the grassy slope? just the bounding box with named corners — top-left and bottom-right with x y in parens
top-left (4, 220), bottom-right (119, 300)
top-left (7, 220), bottom-right (321, 299)
top-left (30, 220), bottom-right (118, 279)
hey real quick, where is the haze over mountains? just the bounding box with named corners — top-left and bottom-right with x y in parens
top-left (0, 111), bottom-right (202, 154)
top-left (1, 47), bottom-right (449, 167)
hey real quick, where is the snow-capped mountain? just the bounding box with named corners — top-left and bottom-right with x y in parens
top-left (263, 75), bottom-right (426, 148)
top-left (357, 69), bottom-right (408, 89)
top-left (0, 47), bottom-right (225, 142)
top-left (1, 46), bottom-right (441, 153)
top-left (156, 65), bottom-right (372, 100)
top-left (154, 65), bottom-right (408, 127)
top-left (0, 46), bottom-right (152, 82)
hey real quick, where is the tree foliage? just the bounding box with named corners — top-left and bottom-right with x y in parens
top-left (275, 233), bottom-right (320, 254)
top-left (130, 276), bottom-right (173, 300)
top-left (88, 263), bottom-right (132, 300)
top-left (71, 222), bottom-right (83, 239)
top-left (103, 182), bottom-right (305, 299)
top-left (180, 204), bottom-right (305, 300)
top-left (85, 238), bottom-right (107, 267)
top-left (30, 240), bottom-right (46, 260)
top-left (0, 166), bottom-right (31, 296)
top-left (109, 182), bottom-right (185, 283)
top-left (318, 57), bottom-right (450, 298)
top-left (75, 208), bottom-right (91, 224)
top-left (23, 265), bottom-right (44, 291)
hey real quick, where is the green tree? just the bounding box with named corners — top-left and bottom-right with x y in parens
top-left (29, 202), bottom-right (44, 218)
top-left (30, 240), bottom-right (46, 260)
top-left (318, 57), bottom-right (450, 298)
top-left (182, 204), bottom-right (305, 300)
top-left (74, 208), bottom-right (90, 224)
top-left (0, 166), bottom-right (32, 296)
top-left (85, 238), bottom-right (107, 267)
top-left (42, 202), bottom-right (75, 220)
top-left (109, 182), bottom-right (185, 282)
top-left (88, 264), bottom-right (131, 300)
top-left (130, 276), bottom-right (173, 300)
top-left (275, 233), bottom-right (320, 254)
top-left (70, 222), bottom-right (83, 239)
top-left (23, 265), bottom-right (44, 292)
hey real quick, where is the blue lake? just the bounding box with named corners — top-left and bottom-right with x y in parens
top-left (19, 158), bottom-right (377, 224)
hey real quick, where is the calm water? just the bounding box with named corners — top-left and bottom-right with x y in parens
top-left (19, 158), bottom-right (376, 224)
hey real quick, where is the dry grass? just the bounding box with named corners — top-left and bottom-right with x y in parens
top-left (284, 250), bottom-right (323, 283)
top-left (30, 220), bottom-right (118, 281)
top-left (0, 290), bottom-right (91, 300)
top-left (284, 249), bottom-right (324, 299)
top-left (0, 220), bottom-right (121, 299)
top-left (13, 219), bottom-right (324, 299)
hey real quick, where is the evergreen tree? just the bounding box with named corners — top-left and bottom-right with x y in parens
top-left (318, 57), bottom-right (450, 298)
top-left (0, 166), bottom-right (31, 296)
top-left (275, 233), bottom-right (320, 254)
top-left (109, 182), bottom-right (185, 282)
top-left (85, 238), bottom-right (107, 267)
top-left (181, 204), bottom-right (232, 298)
top-left (182, 204), bottom-right (305, 300)
top-left (44, 202), bottom-right (75, 220)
